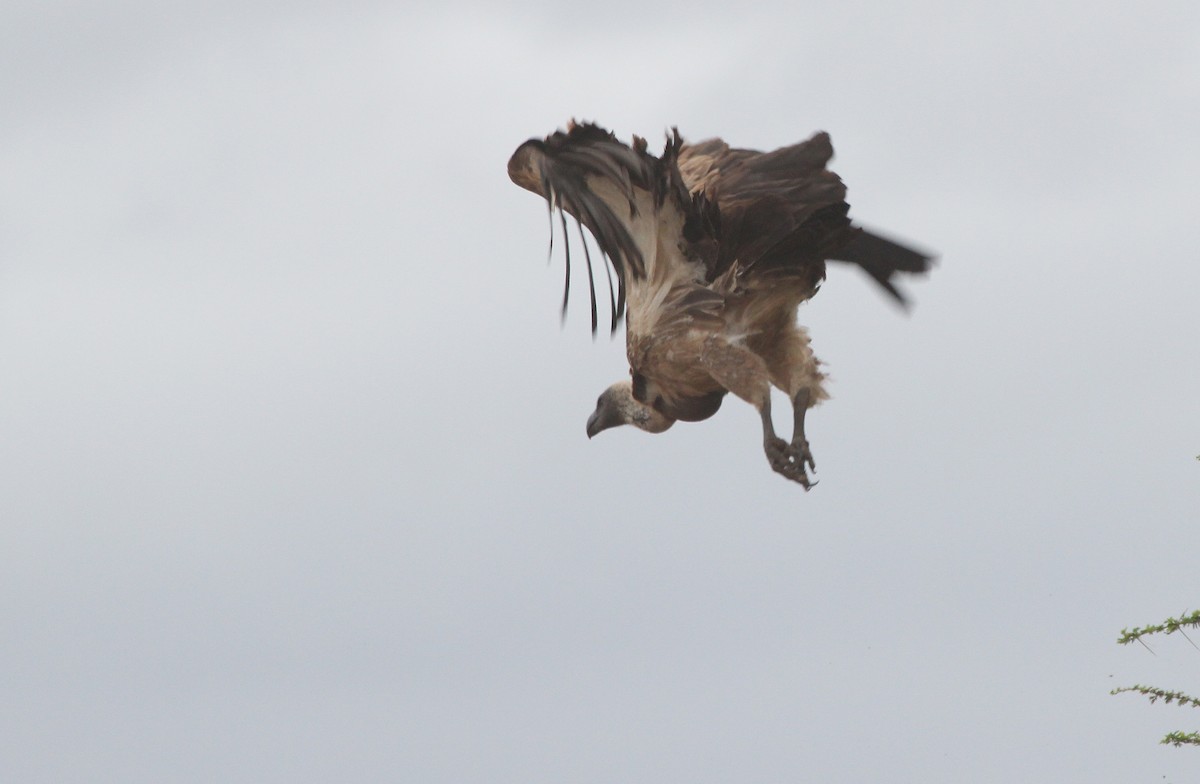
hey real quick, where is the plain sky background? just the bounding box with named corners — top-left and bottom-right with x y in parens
top-left (2, 2), bottom-right (1198, 782)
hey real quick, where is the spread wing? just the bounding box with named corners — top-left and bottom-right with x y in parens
top-left (507, 122), bottom-right (715, 335)
top-left (679, 133), bottom-right (932, 304)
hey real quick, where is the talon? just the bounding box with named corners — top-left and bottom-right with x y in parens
top-left (764, 437), bottom-right (815, 489)
top-left (787, 440), bottom-right (816, 472)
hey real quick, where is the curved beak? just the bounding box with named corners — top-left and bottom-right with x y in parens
top-left (586, 402), bottom-right (619, 439)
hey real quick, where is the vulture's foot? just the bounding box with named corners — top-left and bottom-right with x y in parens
top-left (764, 437), bottom-right (816, 489)
top-left (790, 437), bottom-right (816, 473)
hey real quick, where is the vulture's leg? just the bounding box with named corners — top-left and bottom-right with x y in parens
top-left (702, 337), bottom-right (814, 488)
top-left (751, 323), bottom-right (825, 488)
top-left (757, 397), bottom-right (813, 489)
top-left (788, 388), bottom-right (816, 476)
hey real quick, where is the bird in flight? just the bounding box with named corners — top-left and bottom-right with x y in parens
top-left (508, 121), bottom-right (931, 488)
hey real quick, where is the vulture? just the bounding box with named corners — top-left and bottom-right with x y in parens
top-left (507, 121), bottom-right (931, 488)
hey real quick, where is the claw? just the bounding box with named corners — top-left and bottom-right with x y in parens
top-left (788, 439), bottom-right (816, 473)
top-left (764, 437), bottom-right (816, 489)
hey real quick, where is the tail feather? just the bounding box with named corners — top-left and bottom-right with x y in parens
top-left (828, 229), bottom-right (934, 307)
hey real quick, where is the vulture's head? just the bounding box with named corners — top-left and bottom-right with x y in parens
top-left (586, 380), bottom-right (675, 438)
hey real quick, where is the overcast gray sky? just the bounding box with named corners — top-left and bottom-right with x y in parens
top-left (2, 1), bottom-right (1199, 782)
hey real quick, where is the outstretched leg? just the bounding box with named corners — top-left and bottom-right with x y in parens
top-left (787, 388), bottom-right (816, 480)
top-left (759, 396), bottom-right (815, 489)
top-left (751, 321), bottom-right (826, 488)
top-left (701, 337), bottom-right (815, 488)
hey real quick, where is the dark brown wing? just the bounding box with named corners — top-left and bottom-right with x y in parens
top-left (508, 123), bottom-right (718, 335)
top-left (679, 132), bottom-right (850, 280)
top-left (507, 123), bottom-right (658, 334)
top-left (678, 132), bottom-right (932, 304)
